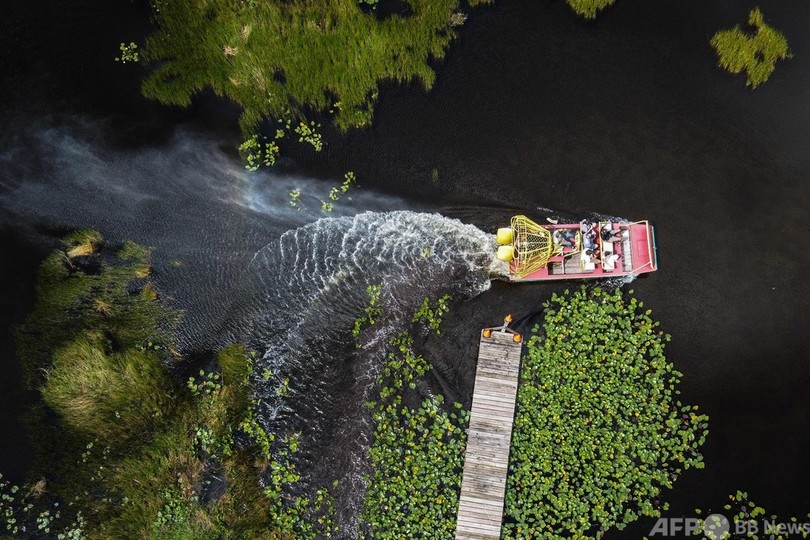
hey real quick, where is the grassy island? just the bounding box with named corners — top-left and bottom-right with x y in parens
top-left (135, 0), bottom-right (632, 171)
top-left (2, 233), bottom-right (334, 539)
top-left (139, 0), bottom-right (623, 140)
top-left (141, 0), bottom-right (490, 136)
top-left (565, 0), bottom-right (616, 19)
top-left (711, 7), bottom-right (791, 88)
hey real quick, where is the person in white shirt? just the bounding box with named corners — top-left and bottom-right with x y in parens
top-left (603, 250), bottom-right (620, 269)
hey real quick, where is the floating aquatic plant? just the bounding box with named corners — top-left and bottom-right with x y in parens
top-left (358, 290), bottom-right (467, 539)
top-left (115, 42), bottom-right (139, 63)
top-left (360, 332), bottom-right (469, 539)
top-left (692, 490), bottom-right (810, 539)
top-left (411, 294), bottom-right (451, 334)
top-left (503, 287), bottom-right (709, 539)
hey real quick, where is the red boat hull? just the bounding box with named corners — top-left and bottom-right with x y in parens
top-left (507, 221), bottom-right (658, 282)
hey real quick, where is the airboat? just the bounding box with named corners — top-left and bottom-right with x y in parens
top-left (496, 215), bottom-right (658, 281)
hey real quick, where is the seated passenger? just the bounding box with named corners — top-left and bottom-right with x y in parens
top-left (583, 231), bottom-right (596, 250)
top-left (604, 250), bottom-right (620, 268)
top-left (553, 228), bottom-right (576, 248)
top-left (601, 225), bottom-right (628, 243)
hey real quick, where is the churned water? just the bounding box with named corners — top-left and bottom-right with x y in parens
top-left (245, 211), bottom-right (505, 530)
top-left (0, 116), bottom-right (414, 351)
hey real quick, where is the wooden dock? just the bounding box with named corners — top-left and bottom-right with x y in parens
top-left (455, 327), bottom-right (522, 540)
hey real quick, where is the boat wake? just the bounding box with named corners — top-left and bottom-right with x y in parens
top-left (0, 115), bottom-right (410, 350)
top-left (245, 210), bottom-right (504, 534)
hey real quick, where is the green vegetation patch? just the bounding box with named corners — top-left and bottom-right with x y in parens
top-left (565, 0), bottom-right (616, 19)
top-left (411, 294), bottom-right (451, 334)
top-left (503, 287), bottom-right (709, 539)
top-left (358, 291), bottom-right (468, 539)
top-left (360, 334), bottom-right (469, 539)
top-left (94, 345), bottom-right (333, 540)
top-left (141, 0), bottom-right (490, 135)
top-left (42, 336), bottom-right (176, 444)
top-left (4, 233), bottom-right (335, 539)
top-left (352, 284), bottom-right (382, 340)
top-left (17, 231), bottom-right (175, 388)
top-left (711, 7), bottom-right (791, 88)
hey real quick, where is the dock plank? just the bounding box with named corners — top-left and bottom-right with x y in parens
top-left (455, 330), bottom-right (522, 540)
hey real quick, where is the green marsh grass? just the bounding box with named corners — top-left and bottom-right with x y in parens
top-left (565, 0), bottom-right (616, 19)
top-left (5, 234), bottom-right (335, 539)
top-left (16, 232), bottom-right (176, 389)
top-left (711, 7), bottom-right (791, 88)
top-left (141, 0), bottom-right (491, 135)
top-left (41, 335), bottom-right (177, 444)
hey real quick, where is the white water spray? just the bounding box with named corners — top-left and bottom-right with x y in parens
top-left (246, 210), bottom-right (504, 533)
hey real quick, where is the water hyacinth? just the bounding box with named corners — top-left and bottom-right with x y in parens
top-left (360, 332), bottom-right (469, 539)
top-left (359, 294), bottom-right (469, 539)
top-left (503, 287), bottom-right (709, 539)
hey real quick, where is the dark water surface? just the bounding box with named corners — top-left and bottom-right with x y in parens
top-left (1, 0), bottom-right (809, 534)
